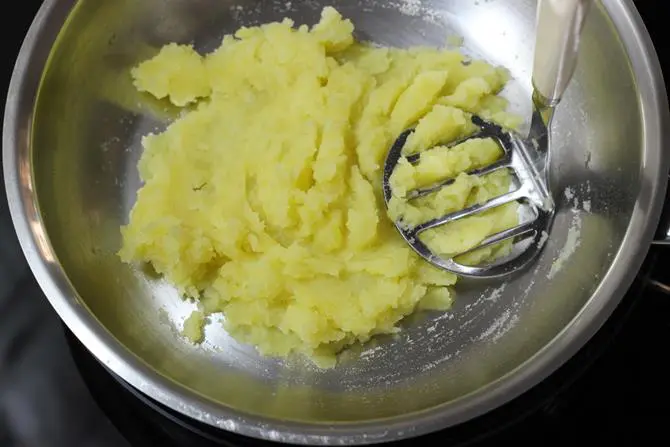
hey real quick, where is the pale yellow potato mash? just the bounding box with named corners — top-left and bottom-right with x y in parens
top-left (120, 7), bottom-right (519, 367)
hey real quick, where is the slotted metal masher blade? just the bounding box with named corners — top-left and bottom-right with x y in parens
top-left (383, 0), bottom-right (593, 279)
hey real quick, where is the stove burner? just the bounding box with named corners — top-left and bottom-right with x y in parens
top-left (650, 176), bottom-right (670, 294)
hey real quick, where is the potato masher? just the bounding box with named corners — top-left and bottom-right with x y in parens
top-left (382, 0), bottom-right (593, 278)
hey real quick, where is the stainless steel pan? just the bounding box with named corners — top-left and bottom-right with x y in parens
top-left (4, 0), bottom-right (669, 444)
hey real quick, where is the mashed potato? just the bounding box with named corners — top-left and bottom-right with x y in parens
top-left (120, 7), bottom-right (519, 367)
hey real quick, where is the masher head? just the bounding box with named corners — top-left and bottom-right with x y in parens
top-left (382, 113), bottom-right (556, 279)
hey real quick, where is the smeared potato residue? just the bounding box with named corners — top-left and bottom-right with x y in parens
top-left (120, 7), bottom-right (518, 367)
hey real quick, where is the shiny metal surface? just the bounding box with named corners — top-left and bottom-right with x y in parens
top-left (533, 0), bottom-right (593, 104)
top-left (382, 112), bottom-right (556, 278)
top-left (3, 0), bottom-right (669, 444)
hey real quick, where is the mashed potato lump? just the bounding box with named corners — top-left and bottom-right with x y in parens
top-left (120, 7), bottom-right (518, 367)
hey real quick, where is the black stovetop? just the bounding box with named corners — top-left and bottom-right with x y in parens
top-left (1, 1), bottom-right (668, 446)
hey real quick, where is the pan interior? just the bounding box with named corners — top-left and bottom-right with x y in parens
top-left (31, 0), bottom-right (643, 424)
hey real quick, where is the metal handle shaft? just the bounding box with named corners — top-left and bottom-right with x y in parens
top-left (532, 0), bottom-right (593, 106)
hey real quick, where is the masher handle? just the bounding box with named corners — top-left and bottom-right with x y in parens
top-left (532, 0), bottom-right (593, 107)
